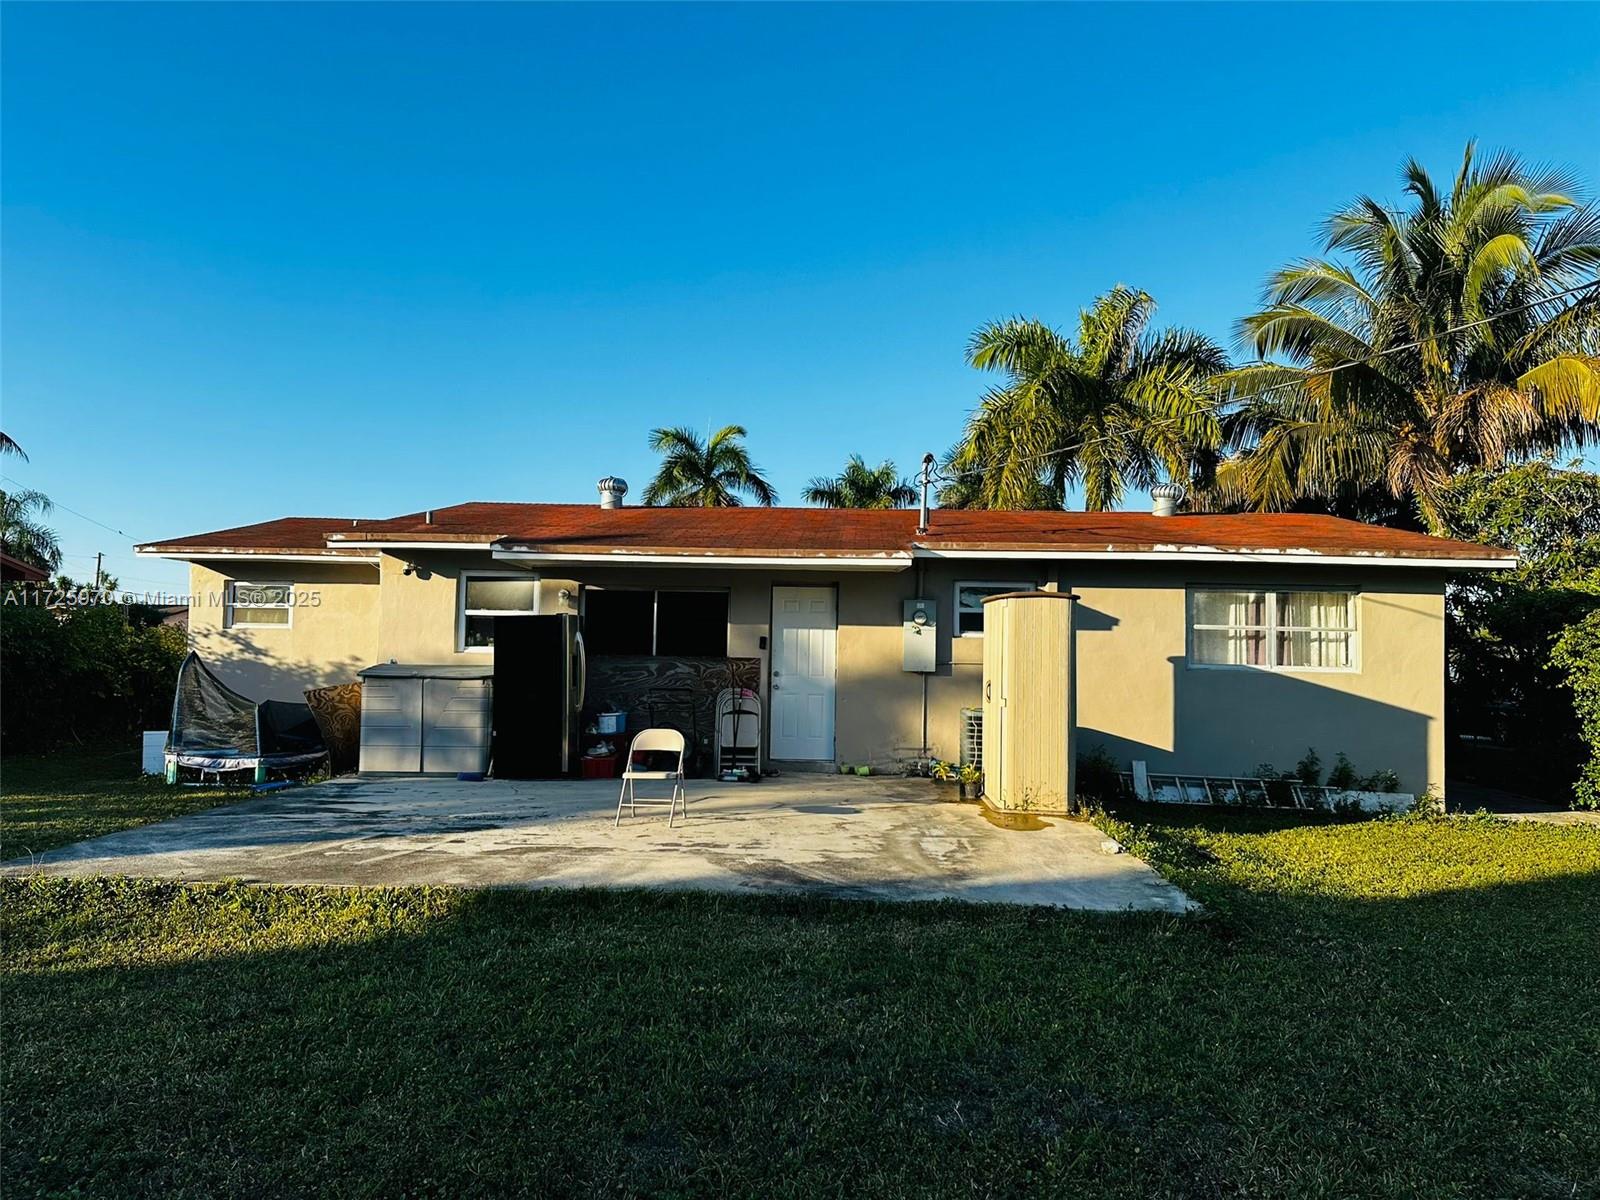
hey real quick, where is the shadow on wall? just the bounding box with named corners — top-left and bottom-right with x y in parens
top-left (1080, 656), bottom-right (1431, 796)
top-left (197, 628), bottom-right (370, 706)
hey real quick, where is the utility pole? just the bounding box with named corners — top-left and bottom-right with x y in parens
top-left (94, 551), bottom-right (103, 591)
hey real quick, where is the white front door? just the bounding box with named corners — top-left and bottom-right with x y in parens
top-left (770, 586), bottom-right (837, 761)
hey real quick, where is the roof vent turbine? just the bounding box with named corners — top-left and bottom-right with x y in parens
top-left (1151, 483), bottom-right (1184, 517)
top-left (598, 476), bottom-right (629, 509)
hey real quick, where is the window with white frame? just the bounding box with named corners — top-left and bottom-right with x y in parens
top-left (1189, 589), bottom-right (1358, 670)
top-left (954, 581), bottom-right (1033, 636)
top-left (226, 581), bottom-right (293, 628)
top-left (459, 573), bottom-right (540, 650)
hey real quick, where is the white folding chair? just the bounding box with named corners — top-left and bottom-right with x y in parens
top-left (615, 728), bottom-right (687, 827)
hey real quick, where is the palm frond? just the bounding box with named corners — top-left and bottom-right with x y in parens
top-left (1520, 354), bottom-right (1600, 423)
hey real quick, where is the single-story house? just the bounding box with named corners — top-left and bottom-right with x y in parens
top-left (137, 481), bottom-right (1514, 799)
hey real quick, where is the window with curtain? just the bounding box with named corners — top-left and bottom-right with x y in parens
top-left (1190, 590), bottom-right (1356, 670)
top-left (226, 581), bottom-right (293, 628)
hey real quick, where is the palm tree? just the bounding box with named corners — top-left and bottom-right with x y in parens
top-left (803, 455), bottom-right (917, 509)
top-left (0, 433), bottom-right (26, 461)
top-left (641, 425), bottom-right (778, 507)
top-left (1212, 143), bottom-right (1600, 527)
top-left (948, 287), bottom-right (1228, 510)
top-left (0, 487), bottom-right (62, 571)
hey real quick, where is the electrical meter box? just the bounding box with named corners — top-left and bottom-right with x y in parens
top-left (902, 598), bottom-right (937, 673)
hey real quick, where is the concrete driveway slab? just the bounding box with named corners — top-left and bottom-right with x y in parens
top-left (2, 775), bottom-right (1193, 912)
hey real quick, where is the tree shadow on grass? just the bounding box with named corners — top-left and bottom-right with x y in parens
top-left (4, 847), bottom-right (1599, 1200)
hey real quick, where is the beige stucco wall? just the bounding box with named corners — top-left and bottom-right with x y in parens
top-left (187, 560), bottom-right (381, 702)
top-left (1065, 563), bottom-right (1447, 798)
top-left (184, 550), bottom-right (1449, 797)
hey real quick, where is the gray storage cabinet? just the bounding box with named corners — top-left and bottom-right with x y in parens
top-left (358, 664), bottom-right (494, 774)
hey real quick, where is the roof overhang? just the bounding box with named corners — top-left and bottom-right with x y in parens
top-left (134, 541), bottom-right (1516, 572)
top-left (136, 549), bottom-right (381, 565)
top-left (911, 547), bottom-right (1517, 570)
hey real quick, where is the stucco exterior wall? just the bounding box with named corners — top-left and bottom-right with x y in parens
top-left (184, 550), bottom-right (1448, 797)
top-left (1064, 563), bottom-right (1447, 798)
top-left (187, 560), bottom-right (381, 702)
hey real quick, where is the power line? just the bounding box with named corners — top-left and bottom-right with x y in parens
top-left (936, 278), bottom-right (1600, 485)
top-left (0, 474), bottom-right (139, 540)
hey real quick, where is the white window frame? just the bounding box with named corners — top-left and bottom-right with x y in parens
top-left (225, 580), bottom-right (294, 629)
top-left (457, 571), bottom-right (541, 653)
top-left (954, 581), bottom-right (1033, 637)
top-left (1188, 588), bottom-right (1360, 673)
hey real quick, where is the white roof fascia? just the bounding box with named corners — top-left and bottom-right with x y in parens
top-left (135, 549), bottom-right (381, 565)
top-left (322, 540), bottom-right (498, 551)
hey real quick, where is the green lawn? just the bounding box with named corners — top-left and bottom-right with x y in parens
top-left (1, 745), bottom-right (232, 861)
top-left (4, 796), bottom-right (1598, 1199)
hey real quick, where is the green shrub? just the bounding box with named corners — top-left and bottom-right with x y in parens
top-left (0, 588), bottom-right (186, 754)
top-left (1551, 609), bottom-right (1600, 810)
top-left (1075, 743), bottom-right (1128, 805)
top-left (1293, 748), bottom-right (1323, 786)
top-left (1326, 751), bottom-right (1400, 794)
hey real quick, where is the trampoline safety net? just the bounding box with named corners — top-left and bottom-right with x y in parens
top-left (168, 651), bottom-right (326, 771)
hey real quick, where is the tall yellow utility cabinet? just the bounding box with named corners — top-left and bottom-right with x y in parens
top-left (981, 591), bottom-right (1078, 814)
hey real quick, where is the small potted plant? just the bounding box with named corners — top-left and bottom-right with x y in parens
top-left (929, 759), bottom-right (957, 788)
top-left (957, 761), bottom-right (982, 802)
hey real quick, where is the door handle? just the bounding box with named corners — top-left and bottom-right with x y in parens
top-left (574, 631), bottom-right (587, 710)
top-left (985, 681), bottom-right (991, 701)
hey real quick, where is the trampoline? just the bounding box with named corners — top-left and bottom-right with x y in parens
top-left (165, 651), bottom-right (327, 782)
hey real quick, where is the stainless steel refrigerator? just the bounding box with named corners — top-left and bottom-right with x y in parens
top-left (490, 613), bottom-right (586, 777)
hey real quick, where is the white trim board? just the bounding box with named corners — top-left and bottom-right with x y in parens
top-left (321, 541), bottom-right (499, 551)
top-left (137, 550), bottom-right (381, 565)
top-left (140, 545), bottom-right (1514, 572)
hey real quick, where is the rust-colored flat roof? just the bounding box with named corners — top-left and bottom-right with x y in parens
top-left (137, 502), bottom-right (1515, 565)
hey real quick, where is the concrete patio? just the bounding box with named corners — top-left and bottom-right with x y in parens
top-left (2, 774), bottom-right (1193, 912)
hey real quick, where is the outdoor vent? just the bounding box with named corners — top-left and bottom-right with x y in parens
top-left (960, 707), bottom-right (983, 769)
top-left (597, 476), bottom-right (629, 509)
top-left (1151, 483), bottom-right (1184, 517)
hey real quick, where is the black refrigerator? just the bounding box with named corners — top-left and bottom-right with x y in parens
top-left (491, 613), bottom-right (585, 778)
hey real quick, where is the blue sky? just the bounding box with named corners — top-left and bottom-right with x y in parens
top-left (4, 2), bottom-right (1598, 593)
